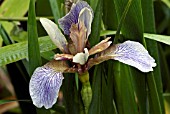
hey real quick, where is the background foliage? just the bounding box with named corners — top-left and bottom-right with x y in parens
top-left (0, 0), bottom-right (170, 114)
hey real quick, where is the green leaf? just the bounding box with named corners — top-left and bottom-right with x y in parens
top-left (28, 0), bottom-right (42, 75)
top-left (142, 0), bottom-right (164, 113)
top-left (27, 0), bottom-right (51, 113)
top-left (162, 0), bottom-right (170, 8)
top-left (62, 73), bottom-right (82, 114)
top-left (114, 0), bottom-right (133, 43)
top-left (6, 61), bottom-right (37, 114)
top-left (113, 0), bottom-right (146, 114)
top-left (10, 25), bottom-right (28, 42)
top-left (0, 100), bottom-right (31, 105)
top-left (0, 12), bottom-right (38, 113)
top-left (89, 0), bottom-right (103, 46)
top-left (52, 105), bottom-right (66, 114)
top-left (159, 46), bottom-right (170, 92)
top-left (100, 30), bottom-right (170, 45)
top-left (100, 30), bottom-right (116, 37)
top-left (41, 51), bottom-right (55, 61)
top-left (0, 0), bottom-right (30, 44)
top-left (100, 0), bottom-right (118, 114)
top-left (0, 100), bottom-right (16, 105)
top-left (89, 63), bottom-right (116, 114)
top-left (88, 65), bottom-right (102, 114)
top-left (49, 0), bottom-right (62, 23)
top-left (0, 24), bottom-right (14, 45)
top-left (106, 61), bottom-right (118, 114)
top-left (0, 0), bottom-right (29, 17)
top-left (89, 0), bottom-right (99, 11)
top-left (0, 36), bottom-right (55, 66)
top-left (114, 0), bottom-right (144, 41)
top-left (144, 33), bottom-right (170, 45)
top-left (103, 0), bottom-right (118, 30)
top-left (113, 62), bottom-right (140, 114)
top-left (35, 0), bottom-right (52, 17)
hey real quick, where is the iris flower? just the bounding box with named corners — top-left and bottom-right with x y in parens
top-left (29, 1), bottom-right (156, 109)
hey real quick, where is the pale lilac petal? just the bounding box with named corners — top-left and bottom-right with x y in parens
top-left (113, 41), bottom-right (156, 72)
top-left (40, 18), bottom-right (68, 52)
top-left (78, 7), bottom-right (93, 37)
top-left (29, 66), bottom-right (64, 109)
top-left (58, 1), bottom-right (93, 35)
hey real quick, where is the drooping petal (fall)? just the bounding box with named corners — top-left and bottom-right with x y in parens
top-left (29, 60), bottom-right (77, 109)
top-left (29, 66), bottom-right (64, 109)
top-left (40, 18), bottom-right (68, 53)
top-left (113, 41), bottom-right (156, 72)
top-left (58, 1), bottom-right (93, 35)
top-left (88, 41), bottom-right (156, 72)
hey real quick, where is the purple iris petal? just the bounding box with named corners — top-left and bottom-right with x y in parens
top-left (78, 7), bottom-right (93, 37)
top-left (58, 1), bottom-right (92, 35)
top-left (113, 41), bottom-right (156, 72)
top-left (29, 66), bottom-right (64, 109)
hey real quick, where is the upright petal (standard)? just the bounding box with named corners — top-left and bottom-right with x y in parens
top-left (78, 7), bottom-right (93, 37)
top-left (58, 1), bottom-right (93, 35)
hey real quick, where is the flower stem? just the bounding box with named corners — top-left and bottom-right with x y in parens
top-left (79, 71), bottom-right (92, 114)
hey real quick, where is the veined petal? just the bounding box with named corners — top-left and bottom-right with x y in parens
top-left (29, 60), bottom-right (77, 109)
top-left (78, 7), bottom-right (93, 37)
top-left (113, 41), bottom-right (156, 72)
top-left (29, 66), bottom-right (64, 109)
top-left (73, 48), bottom-right (89, 65)
top-left (88, 41), bottom-right (156, 72)
top-left (40, 18), bottom-right (68, 53)
top-left (58, 1), bottom-right (93, 35)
